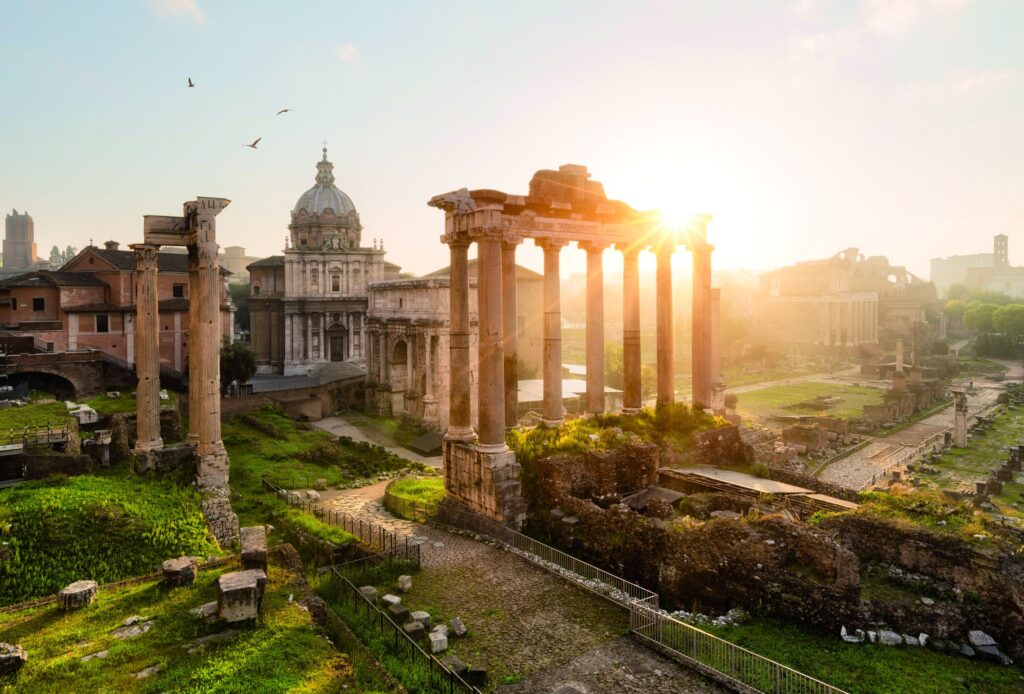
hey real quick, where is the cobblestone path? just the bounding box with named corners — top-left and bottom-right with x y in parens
top-left (321, 483), bottom-right (722, 692)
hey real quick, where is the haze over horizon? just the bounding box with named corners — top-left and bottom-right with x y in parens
top-left (2, 0), bottom-right (1021, 279)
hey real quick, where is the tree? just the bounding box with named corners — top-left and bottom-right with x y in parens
top-left (964, 303), bottom-right (998, 334)
top-left (220, 340), bottom-right (257, 390)
top-left (946, 283), bottom-right (970, 301)
top-left (994, 304), bottom-right (1024, 339)
top-left (49, 246), bottom-right (62, 267)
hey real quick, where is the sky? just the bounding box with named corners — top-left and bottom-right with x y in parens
top-left (1, 0), bottom-right (1022, 279)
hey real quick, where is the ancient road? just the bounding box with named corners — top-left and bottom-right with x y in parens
top-left (321, 481), bottom-right (724, 693)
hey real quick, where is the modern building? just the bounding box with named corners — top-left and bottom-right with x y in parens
top-left (247, 147), bottom-right (401, 375)
top-left (3, 210), bottom-right (38, 271)
top-left (0, 241), bottom-right (234, 372)
top-left (364, 260), bottom-right (543, 431)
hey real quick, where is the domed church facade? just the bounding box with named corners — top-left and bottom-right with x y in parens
top-left (248, 148), bottom-right (400, 375)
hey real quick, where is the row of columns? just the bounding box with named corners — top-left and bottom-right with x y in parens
top-left (133, 235), bottom-right (224, 458)
top-left (445, 228), bottom-right (716, 450)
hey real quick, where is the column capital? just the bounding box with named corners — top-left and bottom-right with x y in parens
top-left (535, 237), bottom-right (569, 252)
top-left (578, 240), bottom-right (609, 254)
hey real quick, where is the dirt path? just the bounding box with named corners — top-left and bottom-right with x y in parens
top-left (322, 484), bottom-right (722, 693)
top-left (313, 415), bottom-right (442, 469)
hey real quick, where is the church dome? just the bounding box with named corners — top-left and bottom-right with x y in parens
top-left (292, 147), bottom-right (357, 218)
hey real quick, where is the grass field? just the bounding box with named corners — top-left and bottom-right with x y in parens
top-left (736, 381), bottom-right (884, 422)
top-left (0, 475), bottom-right (220, 606)
top-left (0, 562), bottom-right (381, 694)
top-left (703, 618), bottom-right (1024, 694)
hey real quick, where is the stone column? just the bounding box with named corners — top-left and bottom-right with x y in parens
top-left (187, 245), bottom-right (201, 445)
top-left (132, 243), bottom-right (163, 453)
top-left (195, 238), bottom-right (225, 460)
top-left (476, 231), bottom-right (506, 451)
top-left (539, 239), bottom-right (566, 426)
top-left (621, 247), bottom-right (641, 413)
top-left (583, 242), bottom-right (606, 414)
top-left (501, 238), bottom-right (519, 428)
top-left (691, 240), bottom-right (714, 408)
top-left (446, 238), bottom-right (475, 441)
top-left (656, 243), bottom-right (674, 406)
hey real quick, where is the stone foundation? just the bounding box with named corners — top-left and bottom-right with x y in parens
top-left (444, 440), bottom-right (526, 528)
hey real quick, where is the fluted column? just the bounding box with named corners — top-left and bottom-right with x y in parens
top-left (621, 247), bottom-right (641, 413)
top-left (691, 238), bottom-right (714, 408)
top-left (132, 243), bottom-right (162, 452)
top-left (187, 245), bottom-right (201, 445)
top-left (476, 231), bottom-right (506, 451)
top-left (583, 241), bottom-right (606, 414)
top-left (501, 239), bottom-right (519, 428)
top-left (195, 238), bottom-right (224, 457)
top-left (446, 238), bottom-right (475, 441)
top-left (539, 239), bottom-right (566, 426)
top-left (656, 243), bottom-right (674, 406)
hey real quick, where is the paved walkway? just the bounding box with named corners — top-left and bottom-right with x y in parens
top-left (321, 483), bottom-right (722, 693)
top-left (313, 415), bottom-right (442, 469)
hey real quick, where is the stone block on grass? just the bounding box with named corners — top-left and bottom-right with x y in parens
top-left (161, 556), bottom-right (199, 587)
top-left (217, 569), bottom-right (268, 623)
top-left (428, 630), bottom-right (448, 653)
top-left (58, 580), bottom-right (98, 611)
top-left (387, 603), bottom-right (410, 624)
top-left (240, 526), bottom-right (268, 572)
top-left (403, 621), bottom-right (426, 641)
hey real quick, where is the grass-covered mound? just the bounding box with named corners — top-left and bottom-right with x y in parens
top-left (508, 403), bottom-right (724, 465)
top-left (385, 476), bottom-right (445, 520)
top-left (0, 561), bottom-right (383, 693)
top-left (0, 475), bottom-right (220, 606)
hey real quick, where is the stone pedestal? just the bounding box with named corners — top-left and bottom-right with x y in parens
top-left (443, 440), bottom-right (526, 528)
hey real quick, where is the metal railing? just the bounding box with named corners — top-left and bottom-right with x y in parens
top-left (262, 475), bottom-right (412, 553)
top-left (439, 504), bottom-right (658, 609)
top-left (330, 549), bottom-right (480, 693)
top-left (441, 505), bottom-right (848, 694)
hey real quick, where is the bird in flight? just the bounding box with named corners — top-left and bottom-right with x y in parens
top-left (275, 108), bottom-right (293, 115)
top-left (244, 137), bottom-right (262, 149)
top-left (187, 77), bottom-right (195, 88)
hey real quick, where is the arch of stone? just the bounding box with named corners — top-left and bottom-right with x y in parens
top-left (429, 165), bottom-right (719, 529)
top-left (132, 196), bottom-right (239, 546)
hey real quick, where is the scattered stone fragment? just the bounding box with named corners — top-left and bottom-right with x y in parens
top-left (449, 617), bottom-right (467, 637)
top-left (190, 601), bottom-right (219, 618)
top-left (442, 655), bottom-right (467, 676)
top-left (0, 643), bottom-right (27, 675)
top-left (358, 586), bottom-right (378, 602)
top-left (403, 621), bottom-right (426, 640)
top-left (968, 630), bottom-right (996, 648)
top-left (877, 629), bottom-right (901, 646)
top-left (240, 526), bottom-right (268, 572)
top-left (388, 603), bottom-right (410, 623)
top-left (396, 575), bottom-right (412, 592)
top-left (134, 664), bottom-right (160, 679)
top-left (161, 556), bottom-right (199, 588)
top-left (112, 620), bottom-right (154, 639)
top-left (187, 629), bottom-right (240, 654)
top-left (428, 630), bottom-right (448, 653)
top-left (217, 569), bottom-right (268, 623)
top-left (410, 611), bottom-right (431, 629)
top-left (381, 594), bottom-right (401, 607)
top-left (81, 650), bottom-right (108, 662)
top-left (57, 580), bottom-right (98, 611)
